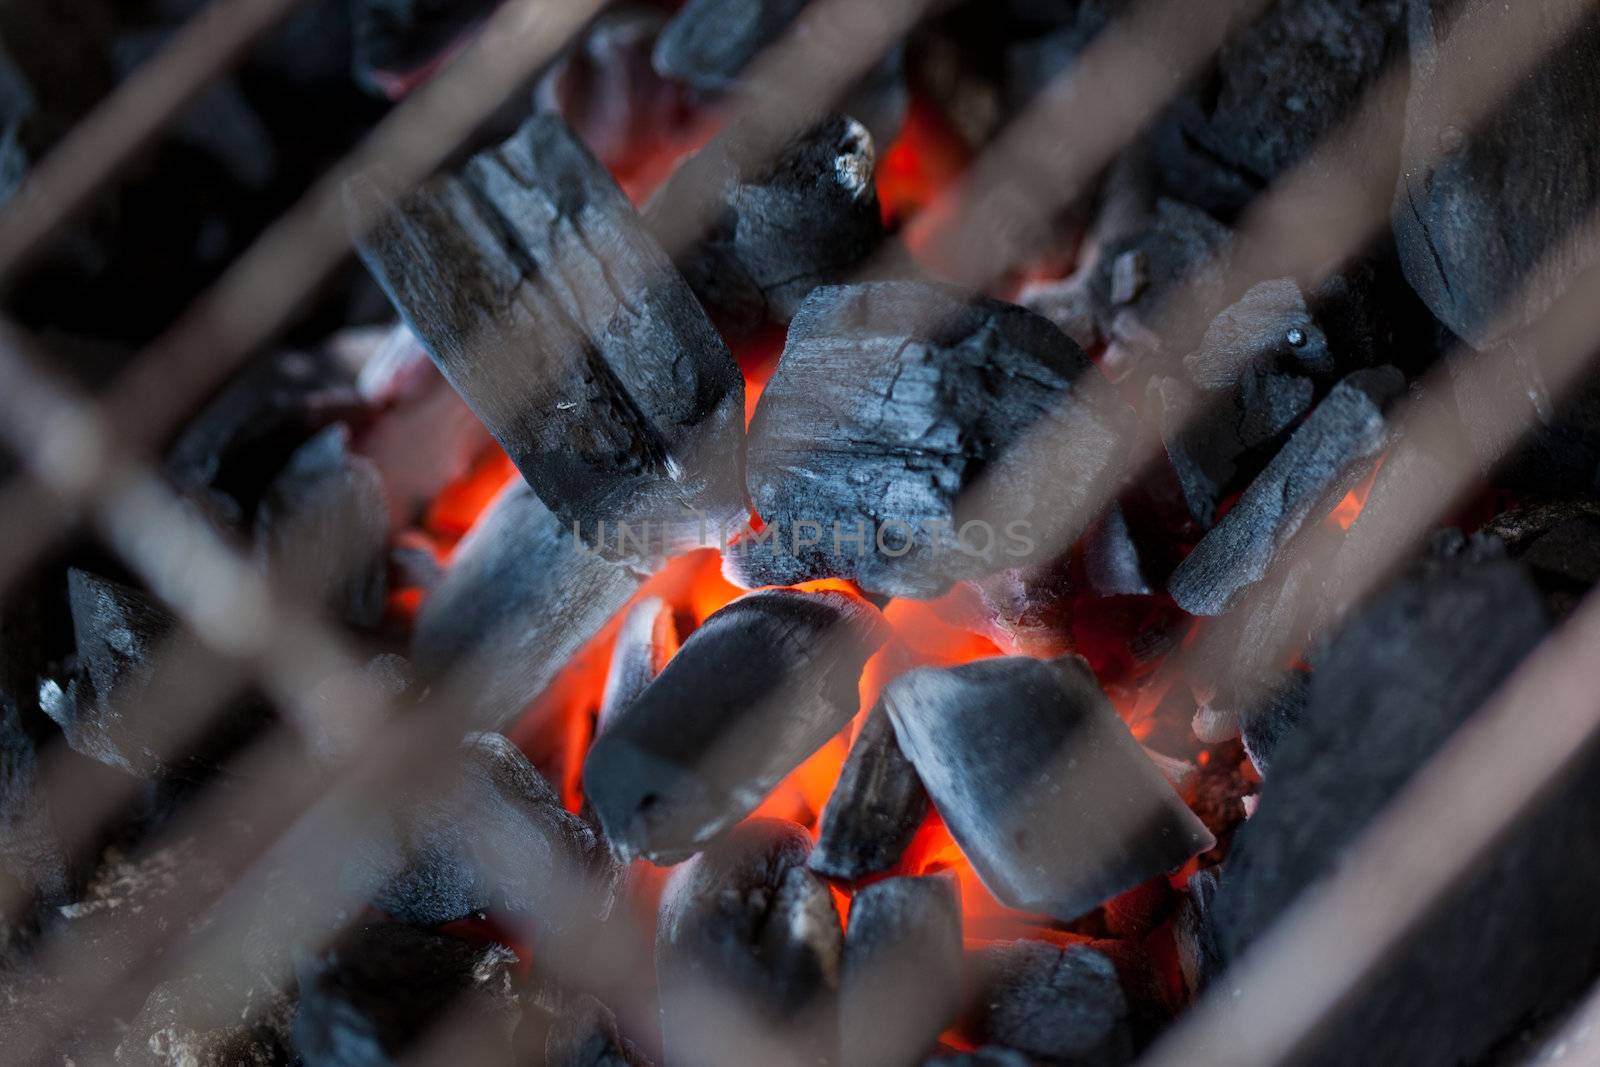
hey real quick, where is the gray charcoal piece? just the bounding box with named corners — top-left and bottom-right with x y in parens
top-left (1395, 0), bottom-right (1600, 347)
top-left (343, 732), bottom-right (618, 930)
top-left (114, 965), bottom-right (294, 1067)
top-left (412, 481), bottom-right (642, 731)
top-left (646, 115), bottom-right (884, 343)
top-left (840, 875), bottom-right (963, 1067)
top-left (732, 281), bottom-right (1134, 598)
top-left (1168, 365), bottom-right (1405, 615)
top-left (255, 424), bottom-right (388, 629)
top-left (1173, 866), bottom-right (1222, 997)
top-left (354, 113), bottom-right (747, 560)
top-left (532, 991), bottom-right (651, 1067)
top-left (810, 701), bottom-right (929, 881)
top-left (656, 819), bottom-right (841, 1067)
top-left (1088, 199), bottom-right (1233, 360)
top-left (1183, 278), bottom-right (1333, 390)
top-left (963, 940), bottom-right (1134, 1067)
top-left (293, 923), bottom-right (521, 1067)
top-left (1238, 670), bottom-right (1310, 777)
top-left (584, 589), bottom-right (888, 863)
top-left (1081, 503), bottom-right (1151, 598)
top-left (884, 656), bottom-right (1213, 921)
top-left (967, 554), bottom-right (1076, 657)
top-left (1204, 542), bottom-right (1600, 1067)
top-left (597, 595), bottom-right (677, 736)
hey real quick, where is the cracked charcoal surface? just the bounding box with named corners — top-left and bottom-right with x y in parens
top-left (1168, 365), bottom-right (1405, 615)
top-left (733, 281), bottom-right (1133, 598)
top-left (584, 589), bottom-right (888, 863)
top-left (884, 656), bottom-right (1213, 921)
top-left (962, 940), bottom-right (1133, 1067)
top-left (1395, 0), bottom-right (1600, 347)
top-left (355, 113), bottom-right (746, 560)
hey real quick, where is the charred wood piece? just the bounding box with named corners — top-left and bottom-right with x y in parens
top-left (733, 281), bottom-right (1134, 598)
top-left (1169, 365), bottom-right (1404, 615)
top-left (344, 732), bottom-right (618, 930)
top-left (810, 702), bottom-right (929, 881)
top-left (354, 114), bottom-right (747, 559)
top-left (1207, 541), bottom-right (1600, 1067)
top-left (1395, 0), bottom-right (1600, 346)
top-left (412, 482), bottom-right (642, 730)
top-left (884, 656), bottom-right (1213, 921)
top-left (840, 875), bottom-right (964, 1067)
top-left (1081, 503), bottom-right (1152, 598)
top-left (656, 819), bottom-right (841, 1067)
top-left (48, 570), bottom-right (270, 780)
top-left (646, 115), bottom-right (884, 343)
top-left (255, 424), bottom-right (388, 629)
top-left (597, 595), bottom-right (678, 736)
top-left (584, 590), bottom-right (887, 863)
top-left (293, 923), bottom-right (520, 1067)
top-left (961, 940), bottom-right (1133, 1067)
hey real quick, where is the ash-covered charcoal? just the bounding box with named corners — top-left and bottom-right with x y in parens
top-left (651, 0), bottom-right (908, 143)
top-left (526, 991), bottom-right (651, 1067)
top-left (1206, 541), bottom-right (1600, 1067)
top-left (1159, 0), bottom-right (1405, 218)
top-left (967, 554), bottom-right (1076, 656)
top-left (412, 482), bottom-right (641, 730)
top-left (584, 589), bottom-right (887, 863)
top-left (810, 702), bottom-right (929, 881)
top-left (884, 656), bottom-right (1213, 921)
top-left (960, 940), bottom-right (1134, 1067)
top-left (166, 348), bottom-right (361, 529)
top-left (1183, 278), bottom-right (1336, 389)
top-left (1482, 498), bottom-right (1600, 613)
top-left (1019, 272), bottom-right (1101, 352)
top-left (350, 0), bottom-right (498, 97)
top-left (354, 114), bottom-right (747, 559)
top-left (344, 732), bottom-right (617, 930)
top-left (1173, 866), bottom-right (1222, 997)
top-left (114, 965), bottom-right (294, 1067)
top-left (293, 923), bottom-right (521, 1067)
top-left (1081, 503), bottom-right (1151, 598)
top-left (49, 569), bottom-right (270, 779)
top-left (254, 424), bottom-right (388, 629)
top-left (353, 325), bottom-right (493, 528)
top-left (733, 282), bottom-right (1134, 598)
top-left (840, 875), bottom-right (964, 1067)
top-left (1238, 670), bottom-right (1310, 777)
top-left (1087, 199), bottom-right (1233, 374)
top-left (646, 115), bottom-right (884, 344)
top-left (1395, 0), bottom-right (1600, 347)
top-left (656, 819), bottom-right (841, 1067)
top-left (1169, 365), bottom-right (1405, 615)
top-left (597, 596), bottom-right (678, 735)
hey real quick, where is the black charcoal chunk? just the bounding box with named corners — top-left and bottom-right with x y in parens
top-left (0, 690), bottom-right (78, 906)
top-left (350, 0), bottom-right (498, 96)
top-left (293, 923), bottom-right (520, 1067)
top-left (963, 941), bottom-right (1134, 1067)
top-left (584, 590), bottom-right (888, 863)
top-left (1088, 199), bottom-right (1233, 369)
top-left (114, 966), bottom-right (294, 1067)
top-left (884, 656), bottom-right (1213, 921)
top-left (1205, 544), bottom-right (1600, 1067)
top-left (1082, 504), bottom-right (1151, 598)
top-left (810, 702), bottom-right (929, 881)
top-left (532, 992), bottom-right (651, 1067)
top-left (841, 875), bottom-right (964, 1067)
top-left (1184, 279), bottom-right (1334, 389)
top-left (255, 424), bottom-right (388, 629)
top-left (1169, 366), bottom-right (1404, 615)
top-left (1482, 498), bottom-right (1600, 612)
top-left (412, 482), bottom-right (642, 730)
top-left (53, 570), bottom-right (269, 779)
top-left (345, 732), bottom-right (617, 929)
top-left (1162, 0), bottom-right (1404, 217)
top-left (733, 281), bottom-right (1134, 598)
top-left (1173, 867), bottom-right (1222, 997)
top-left (1395, 0), bottom-right (1600, 346)
top-left (646, 115), bottom-right (884, 343)
top-left (597, 596), bottom-right (678, 735)
top-left (1238, 670), bottom-right (1309, 777)
top-left (656, 819), bottom-right (841, 1067)
top-left (354, 114), bottom-right (746, 559)
top-left (651, 0), bottom-right (907, 143)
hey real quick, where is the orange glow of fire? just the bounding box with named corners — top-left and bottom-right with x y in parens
top-left (876, 93), bottom-right (973, 228)
top-left (1328, 455), bottom-right (1384, 531)
top-left (422, 444), bottom-right (518, 551)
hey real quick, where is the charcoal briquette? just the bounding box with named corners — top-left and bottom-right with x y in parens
top-left (584, 589), bottom-right (888, 863)
top-left (810, 701), bottom-right (929, 882)
top-left (884, 656), bottom-right (1213, 921)
top-left (961, 940), bottom-right (1134, 1067)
